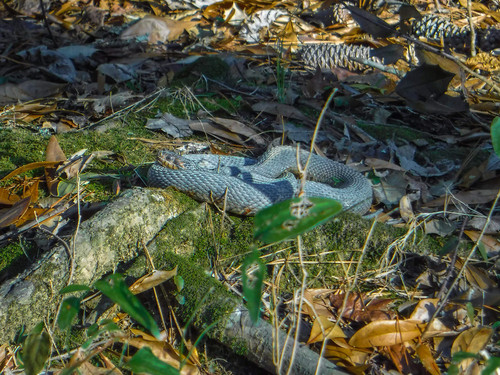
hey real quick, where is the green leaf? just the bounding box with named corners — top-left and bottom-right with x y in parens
top-left (254, 197), bottom-right (342, 244)
top-left (465, 302), bottom-right (475, 324)
top-left (452, 351), bottom-right (479, 363)
top-left (59, 284), bottom-right (90, 294)
top-left (478, 241), bottom-right (488, 261)
top-left (87, 323), bottom-right (99, 338)
top-left (174, 275), bottom-right (184, 292)
top-left (95, 274), bottom-right (160, 339)
top-left (127, 347), bottom-right (180, 375)
top-left (22, 322), bottom-right (50, 375)
top-left (491, 117), bottom-right (500, 157)
top-left (242, 250), bottom-right (265, 324)
top-left (57, 297), bottom-right (81, 330)
top-left (483, 356), bottom-right (500, 375)
top-left (438, 236), bottom-right (459, 256)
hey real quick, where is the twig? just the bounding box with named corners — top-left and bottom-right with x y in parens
top-left (435, 218), bottom-right (468, 301)
top-left (405, 36), bottom-right (500, 94)
top-left (85, 89), bottom-right (166, 130)
top-left (422, 188), bottom-right (500, 338)
top-left (39, 0), bottom-right (57, 48)
top-left (350, 56), bottom-right (405, 78)
top-left (466, 0), bottom-right (476, 57)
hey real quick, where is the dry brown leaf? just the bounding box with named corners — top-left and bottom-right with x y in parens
top-left (46, 135), bottom-right (67, 162)
top-left (329, 292), bottom-right (394, 322)
top-left (125, 336), bottom-right (199, 375)
top-left (211, 117), bottom-right (266, 145)
top-left (45, 136), bottom-right (67, 195)
top-left (416, 343), bottom-right (441, 375)
top-left (0, 102), bottom-right (58, 123)
top-left (425, 189), bottom-right (499, 207)
top-left (251, 102), bottom-right (313, 124)
top-left (129, 268), bottom-right (178, 294)
top-left (364, 157), bottom-right (406, 171)
top-left (399, 195), bottom-right (414, 221)
top-left (120, 16), bottom-right (199, 43)
top-left (307, 316), bottom-right (346, 344)
top-left (99, 354), bottom-right (123, 374)
top-left (301, 289), bottom-right (335, 319)
top-left (451, 326), bottom-right (493, 372)
top-left (465, 231), bottom-right (500, 252)
top-left (0, 80), bottom-right (66, 106)
top-left (0, 188), bottom-right (21, 205)
top-left (349, 320), bottom-right (425, 348)
top-left (410, 299), bottom-right (439, 322)
top-left (67, 348), bottom-right (122, 375)
top-left (15, 206), bottom-right (49, 227)
top-left (0, 161), bottom-right (61, 183)
top-left (455, 258), bottom-right (497, 290)
top-left (325, 341), bottom-right (370, 366)
top-left (189, 120), bottom-right (247, 144)
top-left (0, 197), bottom-right (31, 228)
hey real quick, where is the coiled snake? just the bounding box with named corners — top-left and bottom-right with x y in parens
top-left (148, 146), bottom-right (372, 215)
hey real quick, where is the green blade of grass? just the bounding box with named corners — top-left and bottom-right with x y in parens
top-left (242, 249), bottom-right (265, 324)
top-left (254, 197), bottom-right (343, 244)
top-left (95, 274), bottom-right (160, 339)
top-left (127, 347), bottom-right (180, 375)
top-left (21, 322), bottom-right (50, 375)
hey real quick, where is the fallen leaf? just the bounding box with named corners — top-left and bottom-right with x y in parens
top-left (0, 161), bottom-right (62, 183)
top-left (0, 197), bottom-right (31, 228)
top-left (451, 326), bottom-right (493, 372)
top-left (307, 316), bottom-right (346, 344)
top-left (325, 340), bottom-right (370, 366)
top-left (211, 117), bottom-right (266, 145)
top-left (399, 195), bottom-right (414, 221)
top-left (455, 258), bottom-right (497, 290)
top-left (0, 80), bottom-right (66, 105)
top-left (129, 268), bottom-right (178, 294)
top-left (120, 16), bottom-right (199, 43)
top-left (251, 102), bottom-right (313, 124)
top-left (302, 289), bottom-right (335, 318)
top-left (349, 320), bottom-right (425, 348)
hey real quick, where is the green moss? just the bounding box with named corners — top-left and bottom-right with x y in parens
top-left (0, 239), bottom-right (38, 277)
top-left (153, 250), bottom-right (240, 339)
top-left (0, 129), bottom-right (48, 173)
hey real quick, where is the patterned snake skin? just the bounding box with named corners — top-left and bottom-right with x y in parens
top-left (148, 146), bottom-right (372, 215)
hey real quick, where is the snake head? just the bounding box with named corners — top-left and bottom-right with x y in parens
top-left (157, 150), bottom-right (185, 170)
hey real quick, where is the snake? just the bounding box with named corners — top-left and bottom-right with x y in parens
top-left (147, 146), bottom-right (372, 216)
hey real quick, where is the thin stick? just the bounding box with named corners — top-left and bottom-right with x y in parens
top-left (422, 188), bottom-right (500, 337)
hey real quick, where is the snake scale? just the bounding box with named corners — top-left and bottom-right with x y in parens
top-left (148, 146), bottom-right (372, 215)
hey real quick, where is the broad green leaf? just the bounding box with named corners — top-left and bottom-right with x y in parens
top-left (127, 347), bottom-right (180, 375)
top-left (22, 322), bottom-right (50, 375)
top-left (242, 250), bottom-right (265, 324)
top-left (254, 197), bottom-right (342, 244)
top-left (452, 351), bottom-right (479, 362)
top-left (438, 236), bottom-right (459, 256)
top-left (95, 274), bottom-right (160, 339)
top-left (83, 321), bottom-right (120, 349)
top-left (478, 241), bottom-right (488, 261)
top-left (491, 117), bottom-right (500, 157)
top-left (483, 357), bottom-right (500, 375)
top-left (57, 297), bottom-right (80, 330)
top-left (59, 284), bottom-right (90, 294)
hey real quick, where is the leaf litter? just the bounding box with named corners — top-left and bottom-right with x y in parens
top-left (0, 0), bottom-right (499, 373)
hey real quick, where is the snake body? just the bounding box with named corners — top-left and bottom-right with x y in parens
top-left (148, 146), bottom-right (372, 215)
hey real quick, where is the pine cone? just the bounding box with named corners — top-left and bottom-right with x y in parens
top-left (298, 43), bottom-right (381, 71)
